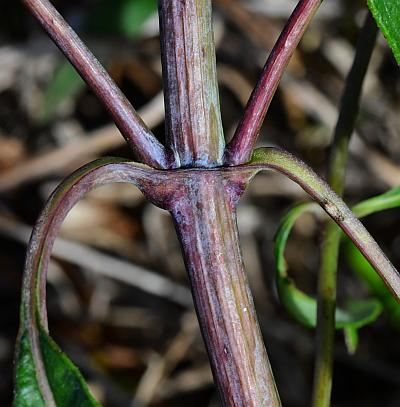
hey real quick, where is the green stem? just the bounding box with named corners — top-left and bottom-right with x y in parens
top-left (312, 13), bottom-right (378, 407)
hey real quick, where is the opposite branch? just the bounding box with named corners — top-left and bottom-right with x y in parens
top-left (249, 148), bottom-right (400, 301)
top-left (225, 0), bottom-right (323, 165)
top-left (23, 0), bottom-right (170, 169)
top-left (312, 13), bottom-right (378, 407)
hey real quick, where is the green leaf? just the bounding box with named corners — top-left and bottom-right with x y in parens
top-left (343, 327), bottom-right (359, 355)
top-left (352, 187), bottom-right (400, 218)
top-left (344, 239), bottom-right (400, 326)
top-left (350, 187), bottom-right (400, 324)
top-left (14, 331), bottom-right (45, 407)
top-left (274, 203), bottom-right (382, 334)
top-left (89, 0), bottom-right (157, 38)
top-left (14, 158), bottom-right (162, 405)
top-left (250, 147), bottom-right (400, 304)
top-left (368, 0), bottom-right (400, 64)
top-left (14, 328), bottom-right (100, 407)
top-left (41, 62), bottom-right (85, 123)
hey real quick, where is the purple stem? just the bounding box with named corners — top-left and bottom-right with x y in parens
top-left (20, 158), bottom-right (172, 404)
top-left (158, 0), bottom-right (225, 167)
top-left (169, 171), bottom-right (281, 406)
top-left (23, 0), bottom-right (171, 169)
top-left (25, 160), bottom-right (170, 329)
top-left (224, 0), bottom-right (323, 165)
top-left (158, 2), bottom-right (279, 403)
top-left (22, 156), bottom-right (281, 405)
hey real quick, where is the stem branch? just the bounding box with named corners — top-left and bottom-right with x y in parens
top-left (249, 147), bottom-right (400, 301)
top-left (23, 0), bottom-right (170, 169)
top-left (225, 0), bottom-right (323, 165)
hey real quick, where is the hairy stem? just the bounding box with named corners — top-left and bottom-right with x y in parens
top-left (23, 0), bottom-right (170, 169)
top-left (224, 0), bottom-right (323, 165)
top-left (159, 0), bottom-right (225, 167)
top-left (312, 13), bottom-right (378, 407)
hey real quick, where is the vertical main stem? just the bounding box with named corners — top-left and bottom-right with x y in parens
top-left (312, 13), bottom-right (378, 407)
top-left (159, 2), bottom-right (279, 404)
top-left (171, 173), bottom-right (281, 406)
top-left (158, 0), bottom-right (225, 168)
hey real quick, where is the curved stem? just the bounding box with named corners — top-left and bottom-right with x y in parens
top-left (246, 147), bottom-right (400, 301)
top-left (26, 160), bottom-right (171, 326)
top-left (23, 0), bottom-right (171, 169)
top-left (224, 0), bottom-right (323, 165)
top-left (19, 158), bottom-right (173, 404)
top-left (312, 13), bottom-right (378, 407)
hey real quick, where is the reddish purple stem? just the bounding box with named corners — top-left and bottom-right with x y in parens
top-left (169, 171), bottom-right (280, 406)
top-left (224, 0), bottom-right (323, 165)
top-left (158, 0), bottom-right (225, 167)
top-left (23, 0), bottom-right (171, 169)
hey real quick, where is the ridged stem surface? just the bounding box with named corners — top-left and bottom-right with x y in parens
top-left (159, 0), bottom-right (225, 167)
top-left (170, 172), bottom-right (281, 406)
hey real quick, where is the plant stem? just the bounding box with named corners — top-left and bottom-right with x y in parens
top-left (18, 158), bottom-right (173, 406)
top-left (312, 13), bottom-right (378, 407)
top-left (159, 1), bottom-right (280, 404)
top-left (159, 0), bottom-right (225, 168)
top-left (23, 0), bottom-right (170, 169)
top-left (224, 0), bottom-right (323, 165)
top-left (170, 171), bottom-right (281, 406)
top-left (249, 148), bottom-right (400, 300)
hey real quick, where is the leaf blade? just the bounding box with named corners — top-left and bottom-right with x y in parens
top-left (14, 331), bottom-right (46, 407)
top-left (368, 0), bottom-right (400, 64)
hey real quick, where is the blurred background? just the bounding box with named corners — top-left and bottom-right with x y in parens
top-left (1, 0), bottom-right (400, 405)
